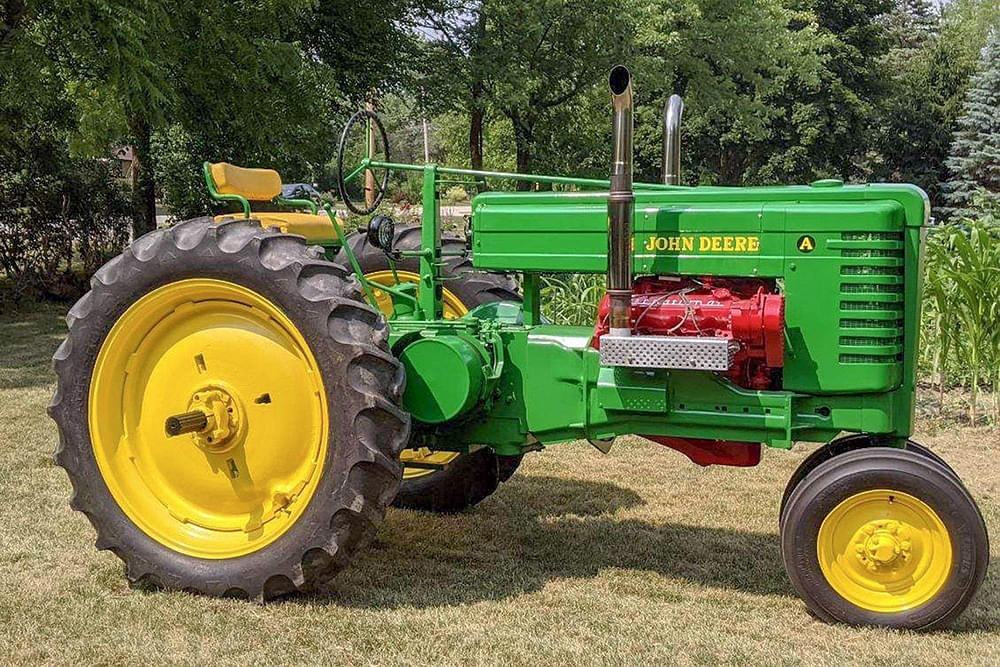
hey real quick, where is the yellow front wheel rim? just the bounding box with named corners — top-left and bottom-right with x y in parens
top-left (365, 270), bottom-right (465, 479)
top-left (817, 489), bottom-right (952, 613)
top-left (89, 279), bottom-right (328, 559)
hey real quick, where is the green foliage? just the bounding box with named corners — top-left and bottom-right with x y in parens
top-left (540, 274), bottom-right (606, 326)
top-left (941, 28), bottom-right (1000, 219)
top-left (629, 0), bottom-right (826, 184)
top-left (441, 185), bottom-right (469, 205)
top-left (0, 140), bottom-right (130, 299)
top-left (921, 213), bottom-right (1000, 424)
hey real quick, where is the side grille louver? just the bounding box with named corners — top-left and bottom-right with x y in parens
top-left (832, 232), bottom-right (905, 365)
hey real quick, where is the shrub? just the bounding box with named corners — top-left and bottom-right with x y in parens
top-left (0, 151), bottom-right (130, 301)
top-left (442, 185), bottom-right (468, 205)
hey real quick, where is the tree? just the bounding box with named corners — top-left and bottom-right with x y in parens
top-left (2, 0), bottom-right (422, 236)
top-left (627, 0), bottom-right (827, 185)
top-left (871, 0), bottom-right (947, 197)
top-left (481, 0), bottom-right (631, 185)
top-left (412, 0), bottom-right (492, 170)
top-left (416, 0), bottom-right (631, 185)
top-left (941, 27), bottom-right (1000, 218)
top-left (741, 0), bottom-right (895, 185)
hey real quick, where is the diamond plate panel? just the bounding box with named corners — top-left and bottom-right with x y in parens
top-left (599, 335), bottom-right (736, 370)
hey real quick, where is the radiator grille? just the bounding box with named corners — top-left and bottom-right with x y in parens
top-left (837, 231), bottom-right (905, 366)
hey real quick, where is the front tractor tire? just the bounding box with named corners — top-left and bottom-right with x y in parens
top-left (49, 218), bottom-right (410, 599)
top-left (337, 224), bottom-right (522, 512)
top-left (780, 447), bottom-right (988, 630)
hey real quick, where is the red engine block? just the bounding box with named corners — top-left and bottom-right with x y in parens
top-left (593, 276), bottom-right (785, 390)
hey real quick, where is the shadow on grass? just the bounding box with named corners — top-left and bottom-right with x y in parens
top-left (315, 474), bottom-right (794, 609)
top-left (0, 302), bottom-right (65, 390)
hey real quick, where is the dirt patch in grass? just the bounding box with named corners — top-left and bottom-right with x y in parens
top-left (0, 305), bottom-right (997, 665)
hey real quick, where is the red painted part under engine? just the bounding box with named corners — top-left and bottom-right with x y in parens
top-left (645, 436), bottom-right (762, 467)
top-left (592, 275), bottom-right (785, 390)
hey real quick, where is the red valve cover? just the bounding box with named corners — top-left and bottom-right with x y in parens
top-left (593, 276), bottom-right (785, 390)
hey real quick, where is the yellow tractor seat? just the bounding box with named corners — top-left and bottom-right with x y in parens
top-left (209, 162), bottom-right (282, 201)
top-left (214, 212), bottom-right (335, 243)
top-left (204, 161), bottom-right (336, 244)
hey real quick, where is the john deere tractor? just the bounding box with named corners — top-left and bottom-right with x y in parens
top-left (51, 67), bottom-right (988, 629)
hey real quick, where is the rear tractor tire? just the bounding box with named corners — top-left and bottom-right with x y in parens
top-left (49, 218), bottom-right (410, 599)
top-left (337, 223), bottom-right (522, 512)
top-left (780, 447), bottom-right (988, 630)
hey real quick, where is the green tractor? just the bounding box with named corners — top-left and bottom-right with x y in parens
top-left (50, 67), bottom-right (988, 629)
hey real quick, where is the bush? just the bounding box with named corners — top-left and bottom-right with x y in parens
top-left (442, 185), bottom-right (468, 205)
top-left (0, 152), bottom-right (130, 301)
top-left (152, 124), bottom-right (216, 221)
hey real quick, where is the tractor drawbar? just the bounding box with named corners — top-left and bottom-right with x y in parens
top-left (607, 65), bottom-right (634, 336)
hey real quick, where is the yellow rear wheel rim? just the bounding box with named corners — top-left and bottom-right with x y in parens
top-left (364, 270), bottom-right (464, 479)
top-left (817, 489), bottom-right (952, 613)
top-left (89, 279), bottom-right (328, 559)
top-left (364, 270), bottom-right (468, 320)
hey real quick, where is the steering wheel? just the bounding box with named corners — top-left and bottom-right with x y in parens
top-left (337, 109), bottom-right (390, 215)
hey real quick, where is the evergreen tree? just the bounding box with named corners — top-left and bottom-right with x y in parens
top-left (942, 28), bottom-right (1000, 219)
top-left (883, 0), bottom-right (938, 59)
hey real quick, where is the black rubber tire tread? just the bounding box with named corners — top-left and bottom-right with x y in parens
top-left (780, 447), bottom-right (989, 630)
top-left (336, 224), bottom-right (522, 512)
top-left (49, 217), bottom-right (410, 599)
top-left (497, 454), bottom-right (524, 483)
top-left (780, 435), bottom-right (960, 523)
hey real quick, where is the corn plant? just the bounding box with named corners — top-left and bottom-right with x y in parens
top-left (540, 273), bottom-right (606, 325)
top-left (924, 236), bottom-right (958, 415)
top-left (924, 220), bottom-right (1000, 426)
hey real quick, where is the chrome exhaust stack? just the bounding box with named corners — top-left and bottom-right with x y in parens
top-left (607, 65), bottom-right (634, 337)
top-left (662, 94), bottom-right (683, 185)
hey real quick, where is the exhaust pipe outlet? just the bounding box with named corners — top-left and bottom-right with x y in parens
top-left (662, 94), bottom-right (683, 185)
top-left (607, 65), bottom-right (634, 336)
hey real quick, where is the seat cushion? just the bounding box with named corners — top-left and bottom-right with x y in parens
top-left (209, 162), bottom-right (282, 201)
top-left (215, 213), bottom-right (336, 243)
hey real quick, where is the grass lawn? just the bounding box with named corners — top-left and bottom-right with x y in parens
top-left (1, 302), bottom-right (997, 665)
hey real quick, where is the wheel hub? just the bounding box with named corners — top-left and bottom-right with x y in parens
top-left (854, 520), bottom-right (912, 571)
top-left (184, 386), bottom-right (244, 452)
top-left (89, 279), bottom-right (329, 559)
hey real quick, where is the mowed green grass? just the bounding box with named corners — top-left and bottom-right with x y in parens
top-left (1, 303), bottom-right (998, 666)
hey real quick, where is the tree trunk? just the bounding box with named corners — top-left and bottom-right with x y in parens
top-left (128, 115), bottom-right (157, 239)
top-left (470, 83), bottom-right (484, 171)
top-left (512, 116), bottom-right (533, 191)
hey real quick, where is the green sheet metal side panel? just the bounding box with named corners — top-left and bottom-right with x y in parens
top-left (472, 194), bottom-right (609, 272)
top-left (469, 182), bottom-right (926, 428)
top-left (470, 182), bottom-right (927, 276)
top-left (454, 324), bottom-right (903, 451)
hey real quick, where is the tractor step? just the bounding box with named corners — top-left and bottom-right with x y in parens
top-left (399, 460), bottom-right (451, 471)
top-left (599, 334), bottom-right (737, 370)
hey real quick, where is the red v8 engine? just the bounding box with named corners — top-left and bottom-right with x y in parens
top-left (593, 276), bottom-right (785, 390)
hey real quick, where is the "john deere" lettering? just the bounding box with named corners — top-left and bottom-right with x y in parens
top-left (642, 235), bottom-right (760, 253)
